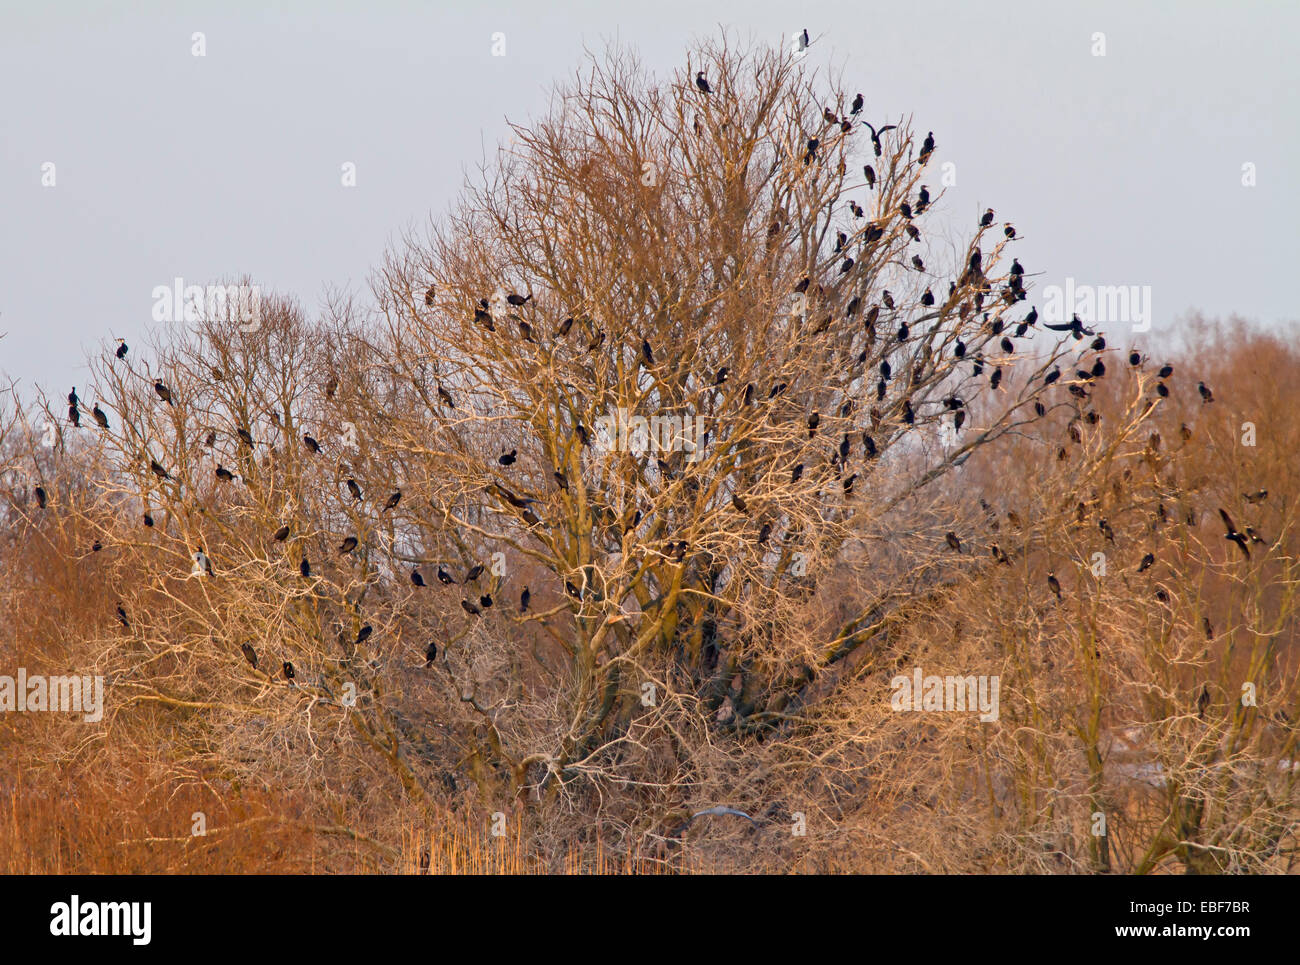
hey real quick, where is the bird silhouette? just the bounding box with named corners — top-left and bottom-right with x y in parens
top-left (355, 625), bottom-right (372, 646)
top-left (1044, 315), bottom-right (1094, 340)
top-left (945, 532), bottom-right (961, 552)
top-left (91, 404), bottom-right (110, 429)
top-left (338, 536), bottom-right (358, 555)
top-left (115, 340), bottom-right (129, 359)
top-left (461, 599), bottom-right (481, 616)
top-left (424, 643), bottom-right (438, 667)
top-left (215, 465), bottom-right (235, 482)
top-left (273, 524), bottom-right (290, 542)
top-left (1198, 382), bottom-right (1214, 403)
top-left (303, 434), bottom-right (321, 453)
top-left (1219, 508), bottom-right (1250, 558)
top-left (346, 478), bottom-right (363, 501)
top-left (919, 131), bottom-right (935, 162)
top-left (1047, 573), bottom-right (1062, 600)
top-left (411, 569), bottom-right (426, 587)
top-left (282, 661), bottom-right (295, 683)
top-left (520, 587), bottom-right (530, 612)
top-left (241, 643), bottom-right (258, 669)
top-left (384, 490), bottom-right (402, 510)
top-left (300, 558), bottom-right (311, 578)
top-left (154, 380), bottom-right (173, 405)
top-left (694, 71), bottom-right (711, 94)
top-left (499, 449), bottom-right (517, 466)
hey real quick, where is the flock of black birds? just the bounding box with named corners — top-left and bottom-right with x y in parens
top-left (27, 61), bottom-right (1254, 731)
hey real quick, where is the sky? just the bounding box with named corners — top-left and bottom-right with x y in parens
top-left (1, 0), bottom-right (1296, 399)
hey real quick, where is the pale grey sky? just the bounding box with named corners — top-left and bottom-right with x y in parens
top-left (2, 0), bottom-right (1296, 396)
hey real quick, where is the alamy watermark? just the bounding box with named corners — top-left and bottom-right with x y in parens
top-left (0, 668), bottom-right (103, 722)
top-left (891, 666), bottom-right (1000, 722)
top-left (151, 277), bottom-right (262, 331)
top-left (594, 408), bottom-right (707, 462)
top-left (1041, 277), bottom-right (1151, 332)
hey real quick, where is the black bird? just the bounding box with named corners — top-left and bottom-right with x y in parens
top-left (1156, 382), bottom-right (1169, 398)
top-left (919, 131), bottom-right (935, 162)
top-left (991, 544), bottom-right (1010, 565)
top-left (1091, 359), bottom-right (1106, 378)
top-left (902, 400), bottom-right (915, 424)
top-left (714, 366), bottom-right (729, 385)
top-left (68, 387), bottom-right (79, 408)
top-left (843, 474), bottom-right (857, 496)
top-left (880, 360), bottom-right (892, 381)
top-left (34, 486), bottom-right (47, 509)
top-left (954, 410), bottom-right (966, 431)
top-left (424, 642), bottom-right (438, 667)
top-left (1219, 508), bottom-right (1250, 558)
top-left (565, 579), bottom-right (583, 599)
top-left (1034, 402), bottom-right (1046, 417)
top-left (1138, 552), bottom-right (1155, 573)
top-left (791, 464), bottom-right (804, 483)
top-left (1000, 336), bottom-right (1014, 354)
top-left (554, 470), bottom-right (569, 491)
top-left (862, 120), bottom-right (896, 157)
top-left (204, 431), bottom-right (216, 447)
top-left (851, 92), bottom-right (864, 114)
top-left (143, 513), bottom-right (154, 527)
top-left (520, 587), bottom-right (530, 612)
top-left (838, 434), bottom-right (851, 463)
top-left (303, 434), bottom-right (321, 453)
top-left (282, 661), bottom-right (295, 683)
top-left (215, 464), bottom-right (235, 482)
top-left (695, 71), bottom-right (711, 94)
top-left (355, 625), bottom-right (372, 646)
top-left (556, 316), bottom-right (574, 337)
top-left (1091, 336), bottom-right (1106, 351)
top-left (1158, 364), bottom-right (1173, 379)
top-left (437, 567), bottom-right (456, 585)
top-left (917, 185), bottom-right (930, 211)
top-left (980, 208), bottom-right (995, 228)
top-left (466, 564), bottom-right (485, 582)
top-left (1244, 489), bottom-right (1268, 504)
top-left (154, 380), bottom-right (173, 405)
top-left (437, 384), bottom-right (456, 409)
top-left (945, 531), bottom-right (961, 552)
top-left (116, 604), bottom-right (130, 628)
top-left (273, 524), bottom-right (290, 541)
top-left (1044, 314), bottom-right (1094, 340)
top-left (498, 449), bottom-right (517, 466)
top-left (424, 286), bottom-right (435, 306)
top-left (1129, 351), bottom-right (1142, 366)
top-left (807, 412), bottom-right (820, 437)
top-left (1009, 258), bottom-right (1024, 278)
top-left (346, 478), bottom-right (363, 501)
top-left (300, 558), bottom-right (312, 578)
top-left (115, 340), bottom-right (128, 359)
top-left (1044, 368), bottom-right (1060, 385)
top-left (236, 427), bottom-right (254, 448)
top-left (474, 307), bottom-right (495, 330)
top-left (150, 460), bottom-right (171, 481)
top-left (384, 490), bottom-right (402, 511)
top-left (911, 255), bottom-right (925, 271)
top-left (461, 599), bottom-right (481, 616)
top-left (338, 536), bottom-right (358, 555)
top-left (897, 322), bottom-right (909, 341)
top-left (1197, 685), bottom-right (1211, 719)
top-left (241, 642), bottom-right (258, 669)
top-left (863, 434), bottom-right (878, 458)
top-left (480, 594), bottom-right (493, 608)
top-left (92, 404), bottom-right (109, 429)
top-left (757, 522), bottom-right (772, 544)
top-left (920, 288), bottom-right (934, 307)
top-left (1004, 224), bottom-right (1016, 239)
top-left (989, 368), bottom-right (1002, 390)
top-left (1198, 382), bottom-right (1214, 403)
top-left (1047, 573), bottom-right (1062, 600)
top-left (1024, 306), bottom-right (1038, 327)
top-left (863, 165), bottom-right (876, 188)
top-left (506, 292), bottom-right (531, 307)
top-left (68, 404), bottom-right (80, 427)
top-left (411, 569), bottom-right (426, 587)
